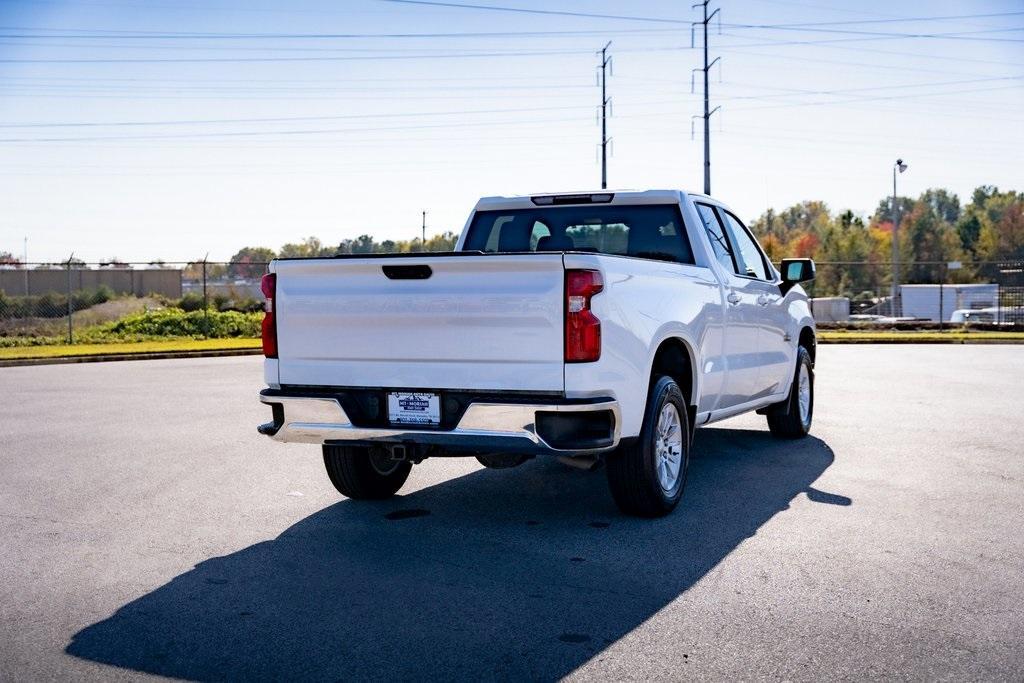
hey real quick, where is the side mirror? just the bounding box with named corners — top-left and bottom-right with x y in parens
top-left (780, 258), bottom-right (815, 294)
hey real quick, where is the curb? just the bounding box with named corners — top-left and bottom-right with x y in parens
top-left (0, 347), bottom-right (262, 368)
top-left (818, 337), bottom-right (1024, 344)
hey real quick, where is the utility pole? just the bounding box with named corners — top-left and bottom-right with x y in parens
top-left (202, 252), bottom-right (209, 327)
top-left (597, 41), bottom-right (612, 189)
top-left (891, 159), bottom-right (908, 316)
top-left (421, 210), bottom-right (427, 251)
top-left (692, 1), bottom-right (720, 195)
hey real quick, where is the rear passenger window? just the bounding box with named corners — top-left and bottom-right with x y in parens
top-left (696, 203), bottom-right (736, 273)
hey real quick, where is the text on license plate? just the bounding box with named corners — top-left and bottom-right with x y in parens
top-left (387, 392), bottom-right (440, 425)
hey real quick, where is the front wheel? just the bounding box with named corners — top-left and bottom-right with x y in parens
top-left (766, 346), bottom-right (814, 438)
top-left (322, 445), bottom-right (412, 499)
top-left (606, 375), bottom-right (690, 518)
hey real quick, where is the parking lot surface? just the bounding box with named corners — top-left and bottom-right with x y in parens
top-left (1, 346), bottom-right (1022, 680)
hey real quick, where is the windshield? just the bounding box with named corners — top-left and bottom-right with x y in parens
top-left (462, 204), bottom-right (694, 264)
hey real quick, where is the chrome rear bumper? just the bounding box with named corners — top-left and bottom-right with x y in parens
top-left (258, 392), bottom-right (620, 455)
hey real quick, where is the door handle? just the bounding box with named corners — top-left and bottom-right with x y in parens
top-left (757, 294), bottom-right (769, 306)
top-left (727, 291), bottom-right (741, 305)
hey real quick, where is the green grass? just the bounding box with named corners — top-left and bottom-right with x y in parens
top-left (0, 337), bottom-right (261, 360)
top-left (819, 329), bottom-right (1024, 343)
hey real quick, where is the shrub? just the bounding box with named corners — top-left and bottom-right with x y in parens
top-left (234, 297), bottom-right (264, 313)
top-left (80, 308), bottom-right (261, 342)
top-left (0, 287), bottom-right (117, 320)
top-left (176, 292), bottom-right (207, 312)
top-left (215, 295), bottom-right (262, 313)
top-left (174, 292), bottom-right (262, 314)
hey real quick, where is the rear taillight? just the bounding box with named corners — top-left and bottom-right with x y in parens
top-left (261, 273), bottom-right (277, 358)
top-left (565, 269), bottom-right (603, 363)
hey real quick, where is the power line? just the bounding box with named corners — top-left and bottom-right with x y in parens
top-left (4, 18), bottom-right (1021, 42)
top-left (715, 45), bottom-right (1009, 79)
top-left (376, 2), bottom-right (1024, 30)
top-left (711, 75), bottom-right (1024, 103)
top-left (724, 11), bottom-right (1024, 30)
top-left (722, 81), bottom-right (1024, 114)
top-left (0, 73), bottom-right (600, 83)
top-left (0, 82), bottom-right (601, 97)
top-left (376, 0), bottom-right (686, 24)
top-left (0, 44), bottom-right (697, 65)
top-left (0, 47), bottom-right (602, 63)
top-left (0, 103), bottom-right (692, 143)
top-left (719, 23), bottom-right (1024, 42)
top-left (717, 32), bottom-right (1020, 68)
top-left (0, 99), bottom-right (681, 129)
top-left (0, 27), bottom-right (679, 39)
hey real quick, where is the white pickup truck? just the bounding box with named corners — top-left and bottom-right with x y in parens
top-left (258, 190), bottom-right (816, 517)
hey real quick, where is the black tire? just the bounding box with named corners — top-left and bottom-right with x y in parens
top-left (322, 445), bottom-right (412, 499)
top-left (606, 375), bottom-right (690, 518)
top-left (766, 346), bottom-right (814, 439)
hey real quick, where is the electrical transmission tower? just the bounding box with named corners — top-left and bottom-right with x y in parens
top-left (597, 41), bottom-right (612, 189)
top-left (691, 1), bottom-right (720, 195)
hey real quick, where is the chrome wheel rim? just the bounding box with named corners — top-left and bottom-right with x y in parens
top-left (798, 362), bottom-right (812, 427)
top-left (654, 403), bottom-right (684, 493)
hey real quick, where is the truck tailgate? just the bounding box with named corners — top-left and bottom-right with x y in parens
top-left (273, 254), bottom-right (566, 392)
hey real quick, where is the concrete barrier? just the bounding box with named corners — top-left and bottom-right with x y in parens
top-left (0, 269), bottom-right (182, 298)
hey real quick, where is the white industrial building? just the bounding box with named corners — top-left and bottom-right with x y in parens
top-left (900, 283), bottom-right (998, 322)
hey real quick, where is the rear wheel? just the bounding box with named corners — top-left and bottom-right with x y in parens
top-left (606, 376), bottom-right (690, 517)
top-left (322, 445), bottom-right (412, 499)
top-left (766, 346), bottom-right (814, 438)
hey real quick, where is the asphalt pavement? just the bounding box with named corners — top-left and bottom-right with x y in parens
top-left (1, 346), bottom-right (1022, 680)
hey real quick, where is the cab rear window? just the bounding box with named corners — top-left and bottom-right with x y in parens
top-left (462, 205), bottom-right (695, 264)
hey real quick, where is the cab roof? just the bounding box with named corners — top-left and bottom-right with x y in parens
top-left (473, 189), bottom-right (710, 212)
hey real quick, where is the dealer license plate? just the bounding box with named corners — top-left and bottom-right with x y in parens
top-left (387, 392), bottom-right (441, 426)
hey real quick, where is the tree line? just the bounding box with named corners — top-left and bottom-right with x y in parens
top-left (749, 185), bottom-right (1022, 298)
top-left (224, 233), bottom-right (459, 278)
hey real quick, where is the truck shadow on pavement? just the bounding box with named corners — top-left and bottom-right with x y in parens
top-left (66, 427), bottom-right (848, 680)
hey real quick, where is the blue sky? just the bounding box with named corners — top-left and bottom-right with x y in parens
top-left (1, 0), bottom-right (1022, 263)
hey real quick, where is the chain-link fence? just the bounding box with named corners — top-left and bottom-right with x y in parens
top-left (0, 261), bottom-right (268, 345)
top-left (2, 258), bottom-right (1022, 346)
top-left (804, 261), bottom-right (1024, 324)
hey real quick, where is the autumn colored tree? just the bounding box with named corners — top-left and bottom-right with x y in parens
top-left (227, 246), bottom-right (276, 279)
top-left (972, 188), bottom-right (1024, 262)
top-left (279, 237), bottom-right (335, 258)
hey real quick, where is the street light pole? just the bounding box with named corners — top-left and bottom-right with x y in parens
top-left (891, 158), bottom-right (908, 317)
